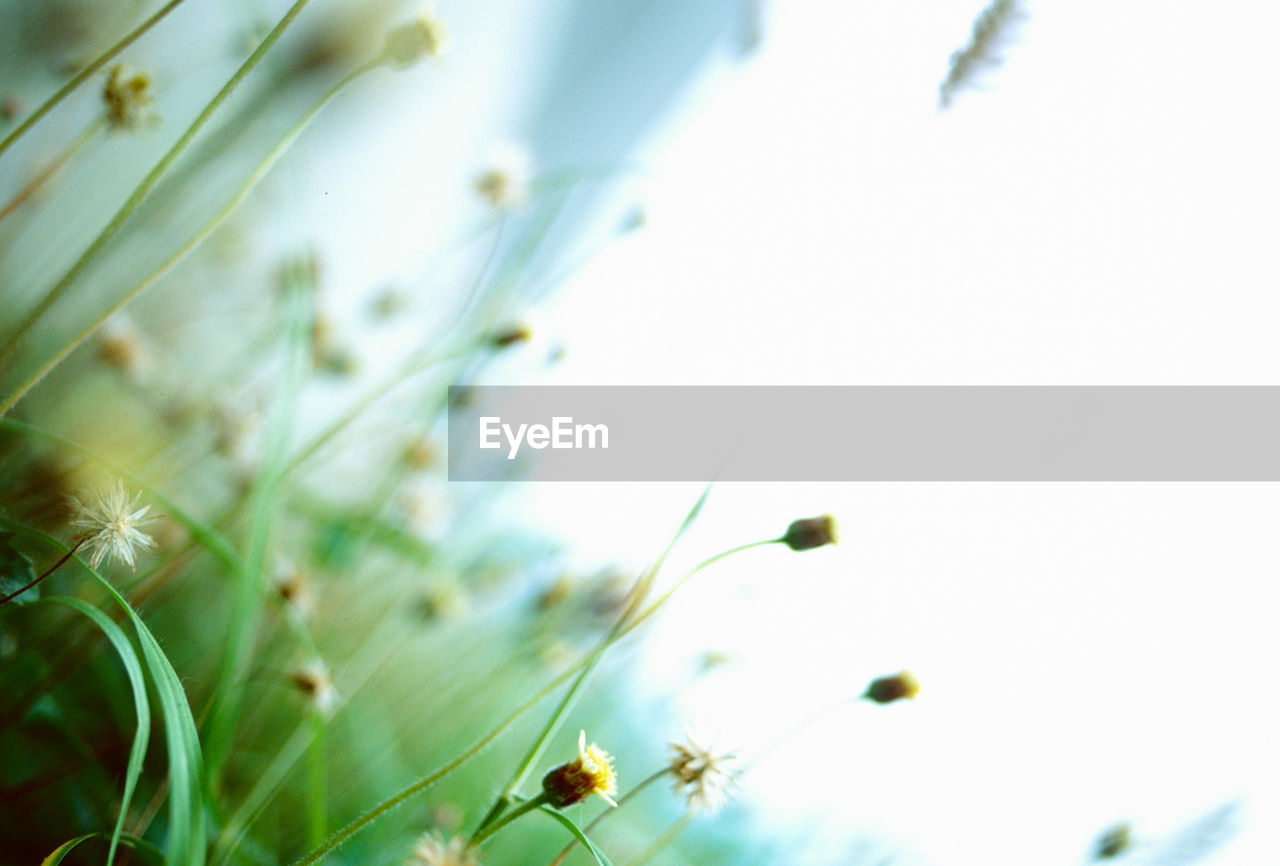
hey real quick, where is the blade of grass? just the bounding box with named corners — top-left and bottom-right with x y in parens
top-left (539, 807), bottom-right (615, 866)
top-left (0, 418), bottom-right (243, 574)
top-left (203, 254), bottom-right (315, 788)
top-left (0, 0), bottom-right (319, 372)
top-left (0, 0), bottom-right (188, 160)
top-left (1, 519), bottom-right (207, 865)
top-left (43, 596), bottom-right (151, 866)
top-left (0, 59), bottom-right (378, 419)
top-left (40, 831), bottom-right (165, 866)
top-left (472, 485), bottom-right (712, 838)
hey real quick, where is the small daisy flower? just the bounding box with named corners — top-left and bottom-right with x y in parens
top-left (668, 731), bottom-right (739, 814)
top-left (473, 144), bottom-right (531, 211)
top-left (69, 481), bottom-right (159, 570)
top-left (406, 832), bottom-right (478, 866)
top-left (542, 730), bottom-right (618, 808)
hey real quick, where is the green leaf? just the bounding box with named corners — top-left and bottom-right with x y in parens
top-left (44, 597), bottom-right (151, 866)
top-left (40, 831), bottom-right (164, 865)
top-left (0, 518), bottom-right (206, 865)
top-left (539, 807), bottom-right (615, 866)
top-left (0, 531), bottom-right (38, 604)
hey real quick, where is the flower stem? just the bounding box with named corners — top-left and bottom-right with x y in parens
top-left (0, 539), bottom-right (84, 607)
top-left (0, 59), bottom-right (377, 419)
top-left (0, 0), bottom-right (319, 371)
top-left (470, 793), bottom-right (551, 848)
top-left (0, 119), bottom-right (102, 224)
top-left (0, 0), bottom-right (188, 160)
top-left (547, 768), bottom-right (671, 866)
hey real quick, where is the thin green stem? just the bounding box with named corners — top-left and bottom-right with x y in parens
top-left (291, 533), bottom-right (773, 864)
top-left (547, 768), bottom-right (671, 866)
top-left (0, 0), bottom-right (318, 370)
top-left (0, 119), bottom-right (102, 224)
top-left (470, 793), bottom-right (551, 848)
top-left (306, 714), bottom-right (327, 850)
top-left (622, 814), bottom-right (692, 866)
top-left (0, 61), bottom-right (376, 419)
top-left (203, 254), bottom-right (316, 787)
top-left (0, 418), bottom-right (243, 574)
top-left (0, 0), bottom-right (188, 160)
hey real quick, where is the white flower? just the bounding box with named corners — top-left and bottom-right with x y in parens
top-left (406, 832), bottom-right (479, 866)
top-left (384, 9), bottom-right (449, 70)
top-left (473, 144), bottom-right (531, 210)
top-left (290, 659), bottom-right (339, 717)
top-left (669, 730), bottom-right (739, 814)
top-left (69, 482), bottom-right (159, 570)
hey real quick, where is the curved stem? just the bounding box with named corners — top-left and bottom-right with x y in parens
top-left (0, 0), bottom-right (319, 369)
top-left (0, 119), bottom-right (102, 224)
top-left (0, 539), bottom-right (84, 606)
top-left (470, 793), bottom-right (551, 848)
top-left (0, 0), bottom-right (188, 160)
top-left (547, 768), bottom-right (671, 866)
top-left (0, 60), bottom-right (376, 419)
top-left (292, 535), bottom-right (775, 864)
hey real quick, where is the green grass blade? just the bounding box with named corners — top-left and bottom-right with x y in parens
top-left (539, 807), bottom-right (615, 866)
top-left (0, 519), bottom-right (207, 865)
top-left (43, 596), bottom-right (152, 866)
top-left (40, 831), bottom-right (165, 865)
top-left (0, 419), bottom-right (245, 575)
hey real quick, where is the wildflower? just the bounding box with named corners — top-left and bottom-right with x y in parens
top-left (938, 0), bottom-right (1023, 109)
top-left (781, 514), bottom-right (837, 551)
top-left (863, 671), bottom-right (920, 704)
top-left (669, 732), bottom-right (739, 813)
top-left (406, 832), bottom-right (478, 866)
top-left (1093, 823), bottom-right (1131, 859)
top-left (96, 315), bottom-right (151, 379)
top-left (474, 144), bottom-right (531, 210)
top-left (384, 10), bottom-right (449, 70)
top-left (273, 558), bottom-right (316, 619)
top-left (290, 659), bottom-right (338, 717)
top-left (102, 64), bottom-right (153, 130)
top-left (488, 323), bottom-right (532, 349)
top-left (542, 730), bottom-right (618, 808)
top-left (69, 482), bottom-right (159, 570)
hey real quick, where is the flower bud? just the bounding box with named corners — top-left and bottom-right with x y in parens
top-left (541, 730), bottom-right (618, 808)
top-left (383, 12), bottom-right (448, 70)
top-left (863, 671), bottom-right (920, 704)
top-left (781, 515), bottom-right (837, 551)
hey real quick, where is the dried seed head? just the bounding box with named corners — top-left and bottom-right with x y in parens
top-left (1093, 823), bottom-right (1132, 860)
top-left (69, 481), bottom-right (159, 570)
top-left (668, 732), bottom-right (739, 813)
top-left (96, 316), bottom-right (151, 379)
top-left (290, 659), bottom-right (338, 717)
top-left (406, 832), bottom-right (478, 866)
top-left (474, 144), bottom-right (531, 210)
top-left (781, 514), bottom-right (837, 551)
top-left (488, 323), bottom-right (532, 349)
top-left (542, 730), bottom-right (618, 808)
top-left (863, 671), bottom-right (920, 705)
top-left (102, 64), bottom-right (153, 129)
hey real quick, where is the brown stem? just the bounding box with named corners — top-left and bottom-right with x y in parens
top-left (0, 538), bottom-right (84, 606)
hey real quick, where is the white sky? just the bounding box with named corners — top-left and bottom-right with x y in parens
top-left (495, 2), bottom-right (1280, 864)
